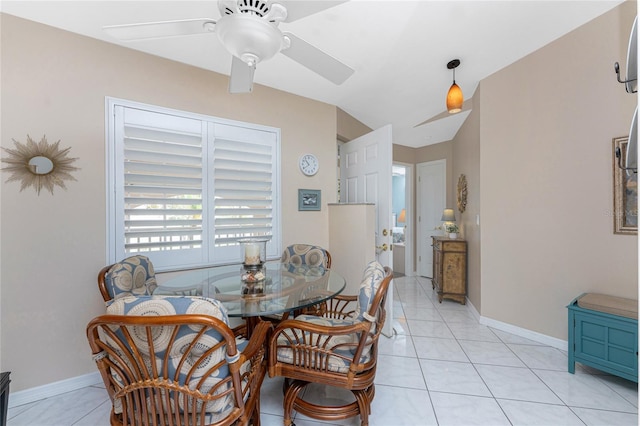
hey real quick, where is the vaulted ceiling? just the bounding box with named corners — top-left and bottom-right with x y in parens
top-left (0, 1), bottom-right (624, 147)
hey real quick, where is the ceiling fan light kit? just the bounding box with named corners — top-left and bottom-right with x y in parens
top-left (216, 14), bottom-right (284, 67)
top-left (446, 59), bottom-right (464, 114)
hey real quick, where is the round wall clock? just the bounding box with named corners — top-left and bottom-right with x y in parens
top-left (457, 174), bottom-right (467, 213)
top-left (299, 153), bottom-right (319, 176)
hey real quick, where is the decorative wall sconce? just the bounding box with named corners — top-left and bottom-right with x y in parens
top-left (457, 174), bottom-right (468, 213)
top-left (446, 59), bottom-right (464, 113)
top-left (1, 135), bottom-right (80, 195)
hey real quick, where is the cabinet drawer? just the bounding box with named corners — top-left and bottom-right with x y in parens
top-left (441, 241), bottom-right (466, 252)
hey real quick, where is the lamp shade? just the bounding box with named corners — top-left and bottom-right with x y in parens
top-left (441, 208), bottom-right (456, 222)
top-left (446, 83), bottom-right (464, 113)
top-left (397, 209), bottom-right (406, 224)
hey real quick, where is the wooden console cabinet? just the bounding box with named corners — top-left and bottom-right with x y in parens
top-left (431, 236), bottom-right (467, 304)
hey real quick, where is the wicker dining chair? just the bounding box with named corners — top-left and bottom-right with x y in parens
top-left (97, 255), bottom-right (158, 303)
top-left (268, 261), bottom-right (393, 426)
top-left (87, 295), bottom-right (271, 426)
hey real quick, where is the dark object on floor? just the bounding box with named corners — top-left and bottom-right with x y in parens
top-left (0, 372), bottom-right (10, 426)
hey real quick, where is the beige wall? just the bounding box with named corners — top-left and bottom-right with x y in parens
top-left (451, 92), bottom-right (481, 310)
top-left (0, 14), bottom-right (338, 391)
top-left (480, 1), bottom-right (637, 340)
top-left (337, 107), bottom-right (372, 141)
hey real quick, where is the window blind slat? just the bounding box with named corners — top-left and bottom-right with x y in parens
top-left (125, 197), bottom-right (202, 205)
top-left (125, 186), bottom-right (201, 196)
top-left (214, 188), bottom-right (271, 196)
top-left (125, 241), bottom-right (202, 250)
top-left (215, 208), bottom-right (271, 216)
top-left (125, 174), bottom-right (202, 187)
top-left (125, 219), bottom-right (202, 227)
top-left (125, 229), bottom-right (202, 238)
top-left (125, 208), bottom-right (203, 216)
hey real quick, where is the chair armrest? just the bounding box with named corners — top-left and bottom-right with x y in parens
top-left (331, 294), bottom-right (357, 302)
top-left (272, 318), bottom-right (367, 337)
top-left (239, 321), bottom-right (272, 362)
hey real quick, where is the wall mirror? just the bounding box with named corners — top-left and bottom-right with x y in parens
top-left (1, 135), bottom-right (79, 195)
top-left (28, 156), bottom-right (54, 175)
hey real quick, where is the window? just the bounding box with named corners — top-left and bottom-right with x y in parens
top-left (107, 98), bottom-right (281, 271)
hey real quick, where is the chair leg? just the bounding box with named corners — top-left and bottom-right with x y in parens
top-left (354, 389), bottom-right (370, 426)
top-left (282, 380), bottom-right (308, 426)
top-left (253, 397), bottom-right (261, 426)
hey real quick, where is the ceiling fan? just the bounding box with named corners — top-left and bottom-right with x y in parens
top-left (103, 0), bottom-right (355, 93)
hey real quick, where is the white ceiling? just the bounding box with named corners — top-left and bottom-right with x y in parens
top-left (0, 0), bottom-right (624, 147)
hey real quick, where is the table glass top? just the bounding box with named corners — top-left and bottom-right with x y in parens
top-left (154, 262), bottom-right (346, 317)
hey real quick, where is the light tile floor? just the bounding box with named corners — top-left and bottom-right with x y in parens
top-left (7, 275), bottom-right (639, 425)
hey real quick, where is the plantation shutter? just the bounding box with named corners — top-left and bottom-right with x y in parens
top-left (210, 123), bottom-right (278, 263)
top-left (212, 139), bottom-right (273, 242)
top-left (109, 100), bottom-right (280, 270)
top-left (116, 107), bottom-right (207, 268)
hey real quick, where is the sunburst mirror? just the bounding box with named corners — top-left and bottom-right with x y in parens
top-left (1, 135), bottom-right (79, 195)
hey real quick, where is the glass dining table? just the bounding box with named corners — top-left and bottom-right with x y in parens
top-left (154, 262), bottom-right (346, 335)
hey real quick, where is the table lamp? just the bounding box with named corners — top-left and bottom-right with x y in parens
top-left (397, 208), bottom-right (406, 225)
top-left (441, 208), bottom-right (456, 224)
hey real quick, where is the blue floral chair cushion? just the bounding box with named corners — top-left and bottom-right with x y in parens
top-left (281, 244), bottom-right (330, 268)
top-left (104, 255), bottom-right (158, 301)
top-left (353, 260), bottom-right (386, 321)
top-left (105, 295), bottom-right (248, 422)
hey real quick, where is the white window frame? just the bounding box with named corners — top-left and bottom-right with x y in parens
top-left (106, 97), bottom-right (281, 272)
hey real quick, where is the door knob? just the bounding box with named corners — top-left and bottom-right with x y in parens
top-left (382, 229), bottom-right (388, 236)
top-left (376, 243), bottom-right (388, 251)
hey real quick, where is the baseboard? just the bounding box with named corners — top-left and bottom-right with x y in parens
top-left (465, 297), bottom-right (481, 321)
top-left (8, 371), bottom-right (102, 408)
top-left (479, 315), bottom-right (568, 351)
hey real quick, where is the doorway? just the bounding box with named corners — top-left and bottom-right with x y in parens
top-left (392, 162), bottom-right (413, 276)
top-left (417, 159), bottom-right (446, 277)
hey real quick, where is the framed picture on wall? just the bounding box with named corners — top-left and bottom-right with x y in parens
top-left (298, 189), bottom-right (321, 211)
top-left (612, 136), bottom-right (637, 235)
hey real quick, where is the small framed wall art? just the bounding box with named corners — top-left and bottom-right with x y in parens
top-left (298, 189), bottom-right (321, 211)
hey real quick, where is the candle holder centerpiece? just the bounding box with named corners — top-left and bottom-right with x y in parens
top-left (239, 238), bottom-right (269, 290)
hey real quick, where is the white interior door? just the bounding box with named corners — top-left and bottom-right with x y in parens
top-left (340, 124), bottom-right (394, 336)
top-left (417, 160), bottom-right (446, 277)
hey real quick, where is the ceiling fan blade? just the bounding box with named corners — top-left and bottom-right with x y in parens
top-left (229, 55), bottom-right (255, 93)
top-left (281, 32), bottom-right (354, 85)
top-left (280, 1), bottom-right (349, 23)
top-left (103, 18), bottom-right (216, 41)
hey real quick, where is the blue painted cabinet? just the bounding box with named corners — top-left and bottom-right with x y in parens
top-left (568, 295), bottom-right (638, 382)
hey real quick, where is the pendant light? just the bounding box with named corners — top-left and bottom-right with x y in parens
top-left (446, 59), bottom-right (464, 113)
